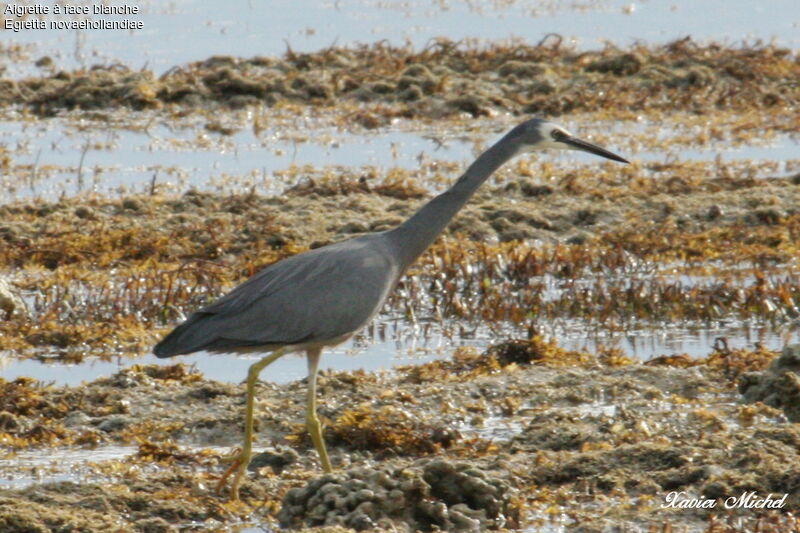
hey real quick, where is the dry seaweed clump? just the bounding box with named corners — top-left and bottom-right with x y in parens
top-left (740, 344), bottom-right (800, 422)
top-left (322, 404), bottom-right (459, 456)
top-left (285, 173), bottom-right (427, 200)
top-left (278, 460), bottom-right (519, 532)
top-left (487, 336), bottom-right (602, 367)
top-left (702, 340), bottom-right (778, 379)
top-left (2, 39), bottom-right (797, 121)
top-left (402, 337), bottom-right (628, 385)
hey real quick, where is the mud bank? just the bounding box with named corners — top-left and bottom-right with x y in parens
top-left (2, 40), bottom-right (797, 127)
top-left (0, 341), bottom-right (798, 532)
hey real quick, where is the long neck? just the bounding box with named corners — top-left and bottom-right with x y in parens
top-left (385, 131), bottom-right (522, 269)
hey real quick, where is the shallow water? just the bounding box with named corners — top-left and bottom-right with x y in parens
top-left (5, 0), bottom-right (799, 78)
top-left (2, 115), bottom-right (798, 202)
top-left (1, 109), bottom-right (796, 391)
top-left (0, 316), bottom-right (789, 387)
top-left (0, 445), bottom-right (138, 489)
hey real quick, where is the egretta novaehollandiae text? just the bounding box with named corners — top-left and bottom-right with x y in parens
top-left (154, 117), bottom-right (629, 499)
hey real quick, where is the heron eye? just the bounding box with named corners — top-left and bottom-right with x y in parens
top-left (551, 129), bottom-right (567, 140)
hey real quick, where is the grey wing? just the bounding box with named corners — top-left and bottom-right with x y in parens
top-left (154, 235), bottom-right (399, 357)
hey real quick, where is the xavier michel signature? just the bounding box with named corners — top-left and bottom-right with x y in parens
top-left (662, 491), bottom-right (788, 510)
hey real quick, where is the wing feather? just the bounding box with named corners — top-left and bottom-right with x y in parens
top-left (154, 235), bottom-right (398, 357)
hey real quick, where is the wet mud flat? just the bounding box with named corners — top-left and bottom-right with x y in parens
top-left (0, 342), bottom-right (799, 532)
top-left (2, 165), bottom-right (800, 358)
top-left (0, 39), bottom-right (799, 531)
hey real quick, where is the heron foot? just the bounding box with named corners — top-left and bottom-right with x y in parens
top-left (215, 446), bottom-right (252, 500)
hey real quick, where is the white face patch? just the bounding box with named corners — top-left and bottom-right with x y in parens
top-left (532, 122), bottom-right (574, 152)
top-left (514, 117), bottom-right (629, 162)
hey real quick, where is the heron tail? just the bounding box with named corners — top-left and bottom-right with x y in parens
top-left (153, 313), bottom-right (217, 357)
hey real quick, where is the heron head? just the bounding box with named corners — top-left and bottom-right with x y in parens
top-left (514, 118), bottom-right (629, 164)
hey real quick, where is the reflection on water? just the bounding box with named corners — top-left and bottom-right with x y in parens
top-left (2, 116), bottom-right (798, 202)
top-left (0, 445), bottom-right (137, 489)
top-left (0, 316), bottom-right (790, 387)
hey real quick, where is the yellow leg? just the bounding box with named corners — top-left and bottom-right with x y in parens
top-left (218, 348), bottom-right (285, 501)
top-left (306, 348), bottom-right (333, 473)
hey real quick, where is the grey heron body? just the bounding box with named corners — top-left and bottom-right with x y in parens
top-left (154, 118), bottom-right (628, 499)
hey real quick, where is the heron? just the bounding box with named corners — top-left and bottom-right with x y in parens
top-left (154, 117), bottom-right (628, 500)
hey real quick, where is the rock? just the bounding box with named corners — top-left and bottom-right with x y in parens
top-left (586, 53), bottom-right (643, 76)
top-left (749, 208), bottom-right (784, 225)
top-left (74, 205), bottom-right (96, 219)
top-left (97, 415), bottom-right (131, 433)
top-left (248, 447), bottom-right (299, 474)
top-left (447, 96), bottom-right (490, 118)
top-left (63, 411), bottom-right (93, 429)
top-left (134, 517), bottom-right (177, 533)
top-left (740, 344), bottom-right (800, 422)
top-left (121, 198), bottom-right (142, 212)
top-left (497, 60), bottom-right (548, 78)
top-left (278, 460), bottom-right (517, 531)
top-left (520, 183), bottom-right (554, 197)
top-left (338, 221), bottom-right (368, 234)
top-left (0, 277), bottom-right (25, 319)
top-left (0, 411), bottom-right (23, 433)
top-left (706, 204), bottom-right (723, 220)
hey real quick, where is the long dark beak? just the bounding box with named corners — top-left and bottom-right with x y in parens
top-left (562, 135), bottom-right (629, 164)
